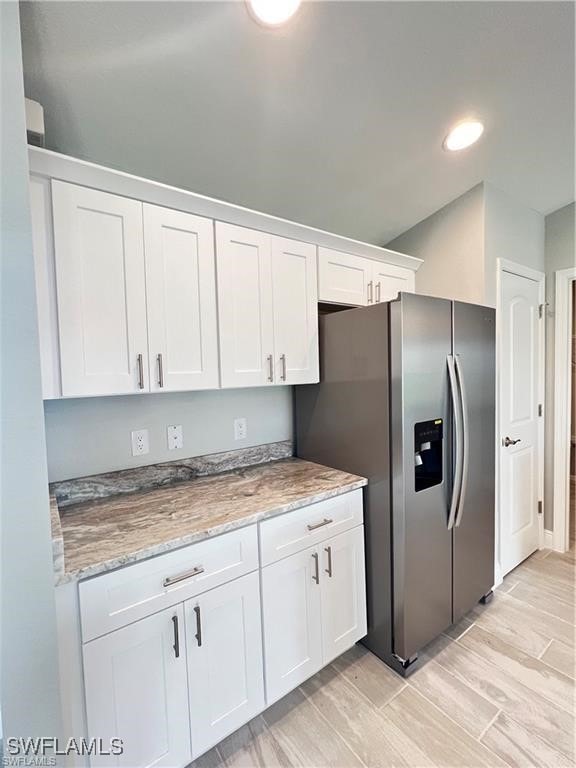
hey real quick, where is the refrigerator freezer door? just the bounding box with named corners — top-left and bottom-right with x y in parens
top-left (452, 302), bottom-right (496, 622)
top-left (390, 294), bottom-right (453, 660)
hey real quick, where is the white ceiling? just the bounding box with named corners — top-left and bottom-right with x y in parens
top-left (20, 1), bottom-right (575, 245)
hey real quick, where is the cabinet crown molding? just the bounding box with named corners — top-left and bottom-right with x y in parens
top-left (29, 147), bottom-right (422, 272)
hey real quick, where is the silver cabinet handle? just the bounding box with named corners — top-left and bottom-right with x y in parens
top-left (172, 615), bottom-right (180, 658)
top-left (157, 353), bottom-right (164, 388)
top-left (193, 605), bottom-right (202, 647)
top-left (325, 546), bottom-right (333, 577)
top-left (137, 353), bottom-right (144, 389)
top-left (307, 517), bottom-right (333, 531)
top-left (312, 552), bottom-right (320, 584)
top-left (163, 565), bottom-right (204, 588)
top-left (280, 353), bottom-right (287, 382)
top-left (376, 282), bottom-right (382, 303)
top-left (267, 354), bottom-right (274, 382)
top-left (367, 281), bottom-right (373, 304)
top-left (502, 436), bottom-right (521, 447)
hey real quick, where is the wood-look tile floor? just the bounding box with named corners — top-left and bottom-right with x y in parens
top-left (192, 547), bottom-right (575, 768)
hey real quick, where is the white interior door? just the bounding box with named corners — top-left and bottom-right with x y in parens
top-left (83, 605), bottom-right (191, 768)
top-left (500, 267), bottom-right (544, 575)
top-left (144, 205), bottom-right (218, 392)
top-left (52, 180), bottom-right (148, 396)
top-left (185, 572), bottom-right (264, 758)
top-left (215, 223), bottom-right (273, 388)
top-left (271, 236), bottom-right (319, 385)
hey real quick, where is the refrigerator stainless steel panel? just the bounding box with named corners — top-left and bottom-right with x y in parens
top-left (452, 301), bottom-right (496, 621)
top-left (390, 294), bottom-right (453, 660)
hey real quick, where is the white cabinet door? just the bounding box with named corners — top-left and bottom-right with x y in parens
top-left (271, 237), bottom-right (319, 384)
top-left (83, 605), bottom-right (191, 768)
top-left (318, 247), bottom-right (371, 306)
top-left (185, 572), bottom-right (264, 758)
top-left (144, 205), bottom-right (218, 392)
top-left (371, 262), bottom-right (415, 303)
top-left (215, 223), bottom-right (274, 388)
top-left (51, 181), bottom-right (148, 396)
top-left (320, 527), bottom-right (367, 664)
top-left (261, 546), bottom-right (323, 705)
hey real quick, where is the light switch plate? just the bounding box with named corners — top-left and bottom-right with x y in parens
top-left (131, 429), bottom-right (149, 456)
top-left (167, 424), bottom-right (183, 451)
top-left (234, 417), bottom-right (247, 441)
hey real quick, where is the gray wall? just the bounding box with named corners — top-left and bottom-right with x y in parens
top-left (483, 182), bottom-right (545, 306)
top-left (0, 0), bottom-right (62, 741)
top-left (45, 387), bottom-right (293, 482)
top-left (387, 184), bottom-right (486, 304)
top-left (543, 203), bottom-right (576, 529)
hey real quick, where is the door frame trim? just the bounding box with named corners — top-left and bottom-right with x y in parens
top-left (553, 268), bottom-right (576, 552)
top-left (495, 258), bottom-right (545, 582)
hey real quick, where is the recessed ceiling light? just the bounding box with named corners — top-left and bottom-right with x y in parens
top-left (247, 0), bottom-right (301, 27)
top-left (443, 120), bottom-right (484, 151)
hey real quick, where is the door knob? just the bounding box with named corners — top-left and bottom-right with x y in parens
top-left (502, 436), bottom-right (521, 447)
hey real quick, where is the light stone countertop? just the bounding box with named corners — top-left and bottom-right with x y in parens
top-left (55, 458), bottom-right (367, 585)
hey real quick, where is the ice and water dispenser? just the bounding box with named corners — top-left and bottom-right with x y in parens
top-left (414, 419), bottom-right (443, 492)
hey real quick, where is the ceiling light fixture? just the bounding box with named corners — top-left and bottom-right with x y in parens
top-left (443, 120), bottom-right (484, 151)
top-left (247, 0), bottom-right (301, 27)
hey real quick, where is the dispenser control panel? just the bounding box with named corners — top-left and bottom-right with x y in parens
top-left (414, 419), bottom-right (443, 492)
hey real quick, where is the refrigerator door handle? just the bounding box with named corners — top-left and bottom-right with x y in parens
top-left (447, 354), bottom-right (464, 529)
top-left (454, 354), bottom-right (469, 527)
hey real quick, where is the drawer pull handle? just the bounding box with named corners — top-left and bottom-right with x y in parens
top-left (194, 605), bottom-right (202, 647)
top-left (325, 545), bottom-right (333, 577)
top-left (307, 518), bottom-right (333, 531)
top-left (267, 354), bottom-right (274, 382)
top-left (312, 552), bottom-right (320, 584)
top-left (172, 615), bottom-right (180, 658)
top-left (280, 353), bottom-right (287, 382)
top-left (163, 565), bottom-right (204, 588)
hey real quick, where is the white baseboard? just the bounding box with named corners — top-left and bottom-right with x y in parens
top-left (543, 529), bottom-right (554, 549)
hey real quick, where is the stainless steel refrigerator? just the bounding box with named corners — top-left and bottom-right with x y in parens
top-left (295, 293), bottom-right (495, 676)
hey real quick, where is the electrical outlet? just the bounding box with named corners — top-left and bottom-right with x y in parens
top-left (131, 429), bottom-right (149, 457)
top-left (234, 417), bottom-right (247, 441)
top-left (167, 424), bottom-right (183, 451)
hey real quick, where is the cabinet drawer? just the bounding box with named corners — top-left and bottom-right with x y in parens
top-left (259, 490), bottom-right (363, 566)
top-left (79, 525), bottom-right (258, 642)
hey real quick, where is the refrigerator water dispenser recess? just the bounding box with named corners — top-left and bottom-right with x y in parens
top-left (414, 419), bottom-right (443, 492)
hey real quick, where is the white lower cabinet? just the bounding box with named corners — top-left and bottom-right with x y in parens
top-left (261, 524), bottom-right (367, 705)
top-left (185, 572), bottom-right (265, 758)
top-left (261, 547), bottom-right (323, 704)
top-left (78, 497), bottom-right (366, 767)
top-left (321, 527), bottom-right (367, 663)
top-left (82, 605), bottom-right (191, 768)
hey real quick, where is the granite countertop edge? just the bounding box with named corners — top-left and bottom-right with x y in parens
top-left (54, 475), bottom-right (367, 586)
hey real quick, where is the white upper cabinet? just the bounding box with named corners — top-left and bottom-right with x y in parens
top-left (271, 237), bottom-right (318, 385)
top-left (318, 247), bottom-right (416, 307)
top-left (52, 181), bottom-right (149, 396)
top-left (216, 223), bottom-right (318, 388)
top-left (318, 247), bottom-right (372, 306)
top-left (216, 222), bottom-right (274, 388)
top-left (372, 262), bottom-right (415, 303)
top-left (143, 205), bottom-right (219, 392)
